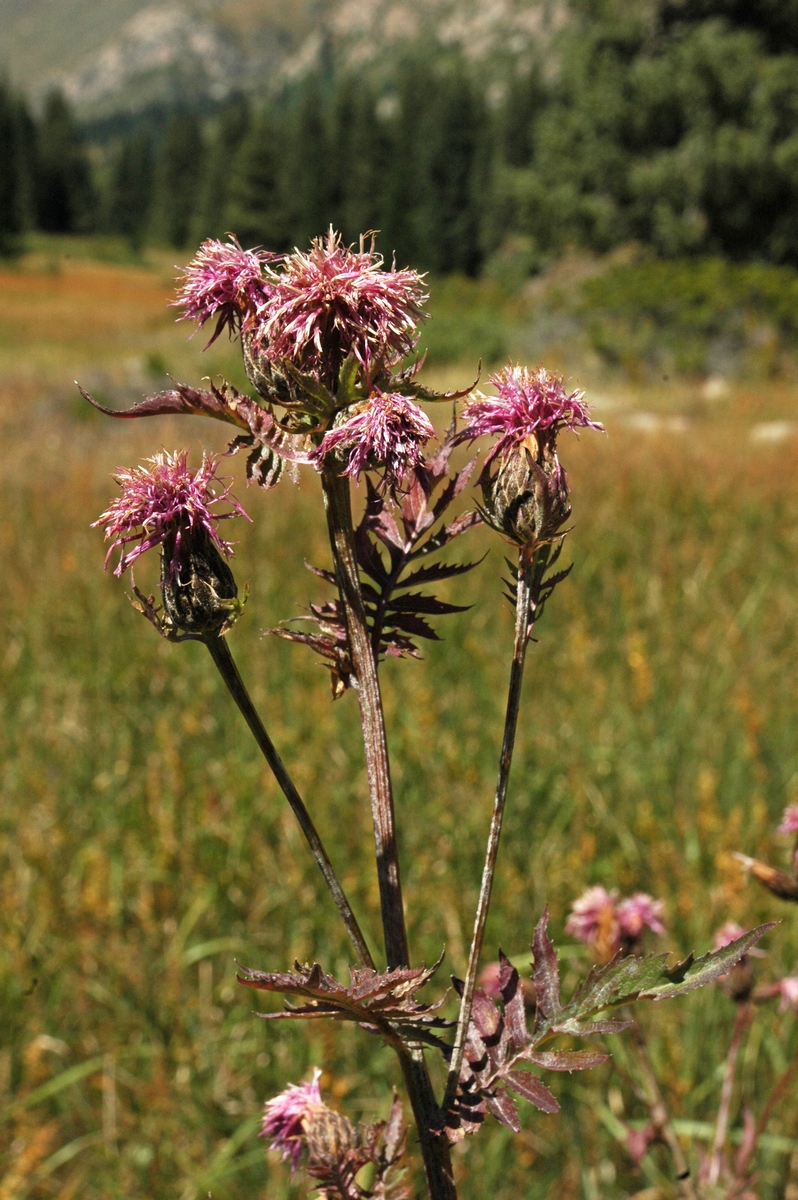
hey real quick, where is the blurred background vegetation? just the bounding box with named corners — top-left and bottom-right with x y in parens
top-left (2, 0), bottom-right (798, 1197)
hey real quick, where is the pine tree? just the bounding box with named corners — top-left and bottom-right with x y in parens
top-left (225, 105), bottom-right (289, 249)
top-left (35, 90), bottom-right (96, 233)
top-left (106, 130), bottom-right (154, 250)
top-left (151, 112), bottom-right (205, 248)
top-left (329, 76), bottom-right (386, 243)
top-left (0, 80), bottom-right (28, 254)
top-left (192, 98), bottom-right (251, 242)
top-left (281, 78), bottom-right (336, 246)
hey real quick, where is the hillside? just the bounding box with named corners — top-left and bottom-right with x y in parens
top-left (0, 0), bottom-right (568, 119)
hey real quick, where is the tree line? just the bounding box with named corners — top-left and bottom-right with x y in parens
top-left (3, 0), bottom-right (798, 272)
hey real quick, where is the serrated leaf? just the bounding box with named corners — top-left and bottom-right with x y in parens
top-left (504, 1071), bottom-right (559, 1114)
top-left (532, 909), bottom-right (562, 1022)
top-left (542, 923), bottom-right (776, 1038)
top-left (521, 1049), bottom-right (610, 1072)
top-left (498, 951), bottom-right (528, 1049)
top-left (484, 1089), bottom-right (522, 1132)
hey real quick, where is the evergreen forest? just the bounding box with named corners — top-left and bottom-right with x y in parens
top-left (3, 0), bottom-right (798, 274)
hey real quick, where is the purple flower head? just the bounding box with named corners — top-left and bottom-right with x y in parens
top-left (94, 450), bottom-right (248, 580)
top-left (776, 975), bottom-right (798, 1012)
top-left (261, 1069), bottom-right (323, 1175)
top-left (174, 237), bottom-right (273, 346)
top-left (565, 886), bottom-right (620, 954)
top-left (462, 365), bottom-right (603, 466)
top-left (314, 391), bottom-right (435, 495)
top-left (617, 893), bottom-right (666, 941)
top-left (567, 887), bottom-right (665, 959)
top-left (777, 804), bottom-right (798, 835)
top-left (258, 229), bottom-right (428, 389)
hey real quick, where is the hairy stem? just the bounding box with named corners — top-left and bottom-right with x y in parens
top-left (321, 472), bottom-right (408, 970)
top-left (321, 472), bottom-right (456, 1200)
top-left (204, 632), bottom-right (374, 969)
top-left (705, 1003), bottom-right (751, 1188)
top-left (443, 544), bottom-right (544, 1114)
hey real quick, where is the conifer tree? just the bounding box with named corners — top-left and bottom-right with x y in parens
top-left (282, 78), bottom-right (335, 245)
top-left (35, 89), bottom-right (96, 233)
top-left (329, 77), bottom-right (386, 244)
top-left (106, 130), bottom-right (154, 249)
top-left (224, 105), bottom-right (289, 249)
top-left (192, 97), bottom-right (251, 242)
top-left (0, 80), bottom-right (28, 254)
top-left (151, 112), bottom-right (205, 248)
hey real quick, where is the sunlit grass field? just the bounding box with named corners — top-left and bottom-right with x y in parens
top-left (2, 238), bottom-right (798, 1199)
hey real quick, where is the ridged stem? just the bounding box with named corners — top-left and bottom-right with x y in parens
top-left (443, 544), bottom-right (545, 1114)
top-left (320, 472), bottom-right (456, 1200)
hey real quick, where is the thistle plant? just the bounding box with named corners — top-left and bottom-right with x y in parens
top-left (84, 230), bottom-right (773, 1199)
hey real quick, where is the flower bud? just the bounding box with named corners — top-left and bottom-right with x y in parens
top-left (480, 433), bottom-right (570, 549)
top-left (304, 1105), bottom-right (361, 1172)
top-left (160, 525), bottom-right (240, 637)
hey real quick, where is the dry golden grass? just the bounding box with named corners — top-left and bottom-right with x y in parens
top-left (2, 237), bottom-right (798, 1200)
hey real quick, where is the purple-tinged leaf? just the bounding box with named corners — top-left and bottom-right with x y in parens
top-left (504, 1071), bottom-right (559, 1114)
top-left (532, 909), bottom-right (562, 1023)
top-left (484, 1089), bottom-right (522, 1132)
top-left (469, 988), bottom-right (502, 1040)
top-left (521, 1049), bottom-right (609, 1072)
top-left (498, 951), bottom-right (528, 1050)
top-left (79, 382), bottom-right (249, 427)
top-left (540, 923), bottom-right (777, 1039)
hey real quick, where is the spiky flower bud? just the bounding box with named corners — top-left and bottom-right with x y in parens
top-left (159, 524), bottom-right (240, 637)
top-left (94, 450), bottom-right (248, 639)
top-left (566, 886), bottom-right (666, 961)
top-left (462, 365), bottom-right (603, 550)
top-left (479, 434), bottom-right (570, 548)
top-left (304, 1105), bottom-right (361, 1173)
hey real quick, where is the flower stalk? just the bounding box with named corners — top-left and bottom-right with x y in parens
top-left (204, 632), bottom-right (374, 969)
top-left (321, 470), bottom-right (456, 1200)
top-left (443, 543), bottom-right (545, 1114)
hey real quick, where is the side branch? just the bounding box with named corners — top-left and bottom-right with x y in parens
top-left (204, 633), bottom-right (374, 969)
top-left (444, 544), bottom-right (546, 1113)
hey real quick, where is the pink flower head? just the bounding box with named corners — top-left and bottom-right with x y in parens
top-left (776, 976), bottom-right (798, 1011)
top-left (567, 887), bottom-right (665, 958)
top-left (258, 229), bottom-right (428, 387)
top-left (777, 804), bottom-right (798, 835)
top-left (462, 365), bottom-right (603, 465)
top-left (617, 893), bottom-right (666, 941)
top-left (565, 886), bottom-right (620, 952)
top-left (261, 1068), bottom-right (323, 1174)
top-left (94, 450), bottom-right (248, 580)
top-left (174, 237), bottom-right (273, 346)
top-left (315, 391), bottom-right (435, 494)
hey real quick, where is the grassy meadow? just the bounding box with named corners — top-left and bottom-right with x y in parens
top-left (2, 237), bottom-right (798, 1199)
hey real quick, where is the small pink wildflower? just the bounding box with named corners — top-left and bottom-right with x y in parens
top-left (174, 237), bottom-right (273, 345)
top-left (775, 976), bottom-right (798, 1011)
top-left (617, 893), bottom-right (666, 940)
top-left (565, 886), bottom-right (620, 951)
top-left (94, 450), bottom-right (248, 580)
top-left (567, 887), bottom-right (666, 958)
top-left (777, 804), bottom-right (798, 835)
top-left (261, 1069), bottom-right (323, 1174)
top-left (315, 391), bottom-right (435, 493)
top-left (258, 229), bottom-right (428, 387)
top-left (462, 365), bottom-right (603, 464)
